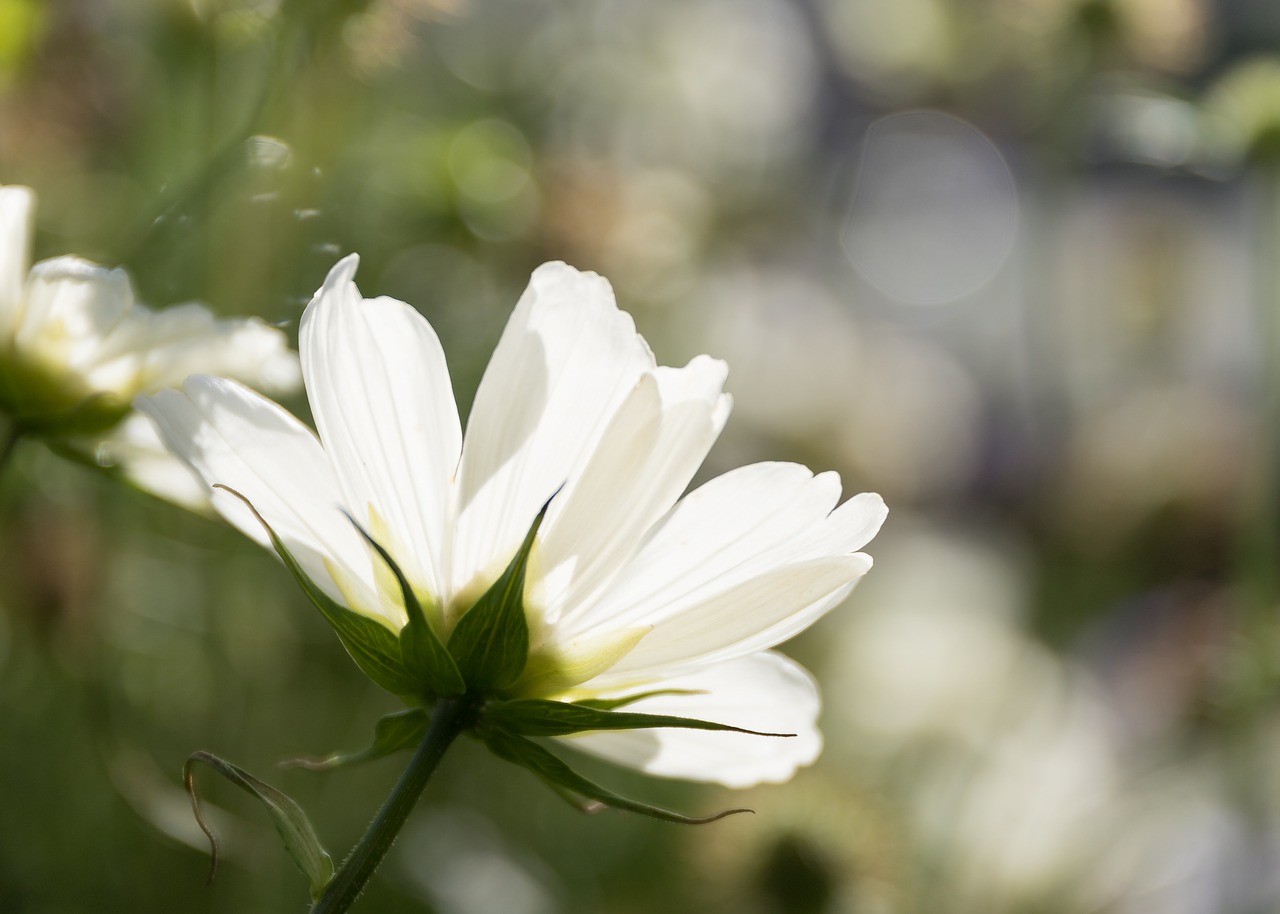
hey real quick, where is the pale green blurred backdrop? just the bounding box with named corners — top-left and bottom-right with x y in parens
top-left (4, 1), bottom-right (1280, 912)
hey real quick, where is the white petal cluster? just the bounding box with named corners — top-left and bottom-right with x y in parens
top-left (0, 184), bottom-right (300, 506)
top-left (139, 255), bottom-right (886, 787)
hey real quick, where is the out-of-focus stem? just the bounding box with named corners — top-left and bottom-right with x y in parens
top-left (0, 422), bottom-right (22, 479)
top-left (121, 14), bottom-right (298, 265)
top-left (1240, 167), bottom-right (1280, 659)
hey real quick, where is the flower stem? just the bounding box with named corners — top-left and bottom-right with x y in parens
top-left (309, 698), bottom-right (473, 914)
top-left (0, 423), bottom-right (23, 480)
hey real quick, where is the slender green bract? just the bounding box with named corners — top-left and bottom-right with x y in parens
top-left (571, 689), bottom-right (702, 711)
top-left (484, 731), bottom-right (751, 825)
top-left (481, 698), bottom-right (795, 738)
top-left (280, 709), bottom-right (430, 772)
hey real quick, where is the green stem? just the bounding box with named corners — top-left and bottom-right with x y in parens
top-left (120, 15), bottom-right (298, 266)
top-left (0, 422), bottom-right (23, 479)
top-left (309, 698), bottom-right (474, 914)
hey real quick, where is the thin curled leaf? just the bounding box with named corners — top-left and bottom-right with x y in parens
top-left (214, 485), bottom-right (417, 696)
top-left (280, 709), bottom-right (430, 772)
top-left (448, 498), bottom-right (551, 694)
top-left (482, 699), bottom-right (796, 739)
top-left (184, 751), bottom-right (334, 900)
top-left (484, 732), bottom-right (751, 825)
top-left (343, 511), bottom-right (465, 698)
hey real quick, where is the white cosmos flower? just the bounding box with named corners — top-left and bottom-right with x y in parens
top-left (138, 255), bottom-right (886, 788)
top-left (0, 184), bottom-right (300, 508)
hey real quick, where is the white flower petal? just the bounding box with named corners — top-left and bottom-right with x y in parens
top-left (535, 355), bottom-right (730, 624)
top-left (561, 463), bottom-right (885, 640)
top-left (452, 262), bottom-right (655, 604)
top-left (562, 652), bottom-right (822, 787)
top-left (97, 413), bottom-right (214, 513)
top-left (137, 376), bottom-right (387, 624)
top-left (129, 303), bottom-right (301, 394)
top-left (74, 299), bottom-right (302, 408)
top-left (0, 185), bottom-right (34, 333)
top-left (592, 553), bottom-right (871, 680)
top-left (814, 489), bottom-right (889, 555)
top-left (300, 255), bottom-right (461, 601)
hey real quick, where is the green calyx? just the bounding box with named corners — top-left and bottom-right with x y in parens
top-left (227, 485), bottom-right (782, 826)
top-left (443, 497), bottom-right (546, 695)
top-left (344, 510), bottom-right (466, 699)
top-left (218, 485), bottom-right (552, 704)
top-left (0, 354), bottom-right (131, 437)
top-left (292, 689), bottom-right (791, 826)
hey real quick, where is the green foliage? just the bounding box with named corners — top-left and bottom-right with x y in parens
top-left (184, 751), bottom-right (333, 901)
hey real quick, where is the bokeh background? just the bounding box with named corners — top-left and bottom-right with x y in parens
top-left (4, 0), bottom-right (1280, 911)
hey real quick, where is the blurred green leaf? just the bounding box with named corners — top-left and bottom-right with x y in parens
top-left (0, 0), bottom-right (44, 82)
top-left (184, 750), bottom-right (333, 900)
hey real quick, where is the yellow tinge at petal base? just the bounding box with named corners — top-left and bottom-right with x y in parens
top-left (514, 625), bottom-right (653, 697)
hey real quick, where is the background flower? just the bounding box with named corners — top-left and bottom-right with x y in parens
top-left (0, 183), bottom-right (300, 507)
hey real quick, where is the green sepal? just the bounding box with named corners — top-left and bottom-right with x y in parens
top-left (280, 709), bottom-right (430, 772)
top-left (215, 485), bottom-right (416, 697)
top-left (543, 782), bottom-right (607, 815)
top-left (184, 750), bottom-right (334, 901)
top-left (483, 731), bottom-right (751, 825)
top-left (447, 499), bottom-right (550, 694)
top-left (344, 512), bottom-right (465, 699)
top-left (572, 690), bottom-right (702, 712)
top-left (481, 698), bottom-right (796, 739)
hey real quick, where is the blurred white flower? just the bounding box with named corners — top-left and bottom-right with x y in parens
top-left (531, 0), bottom-right (817, 178)
top-left (691, 263), bottom-right (982, 501)
top-left (0, 184), bottom-right (301, 508)
top-left (824, 519), bottom-right (1037, 755)
top-left (401, 807), bottom-right (559, 914)
top-left (140, 255), bottom-right (886, 787)
top-left (913, 675), bottom-right (1120, 909)
top-left (97, 413), bottom-right (217, 510)
top-left (820, 520), bottom-right (1265, 913)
